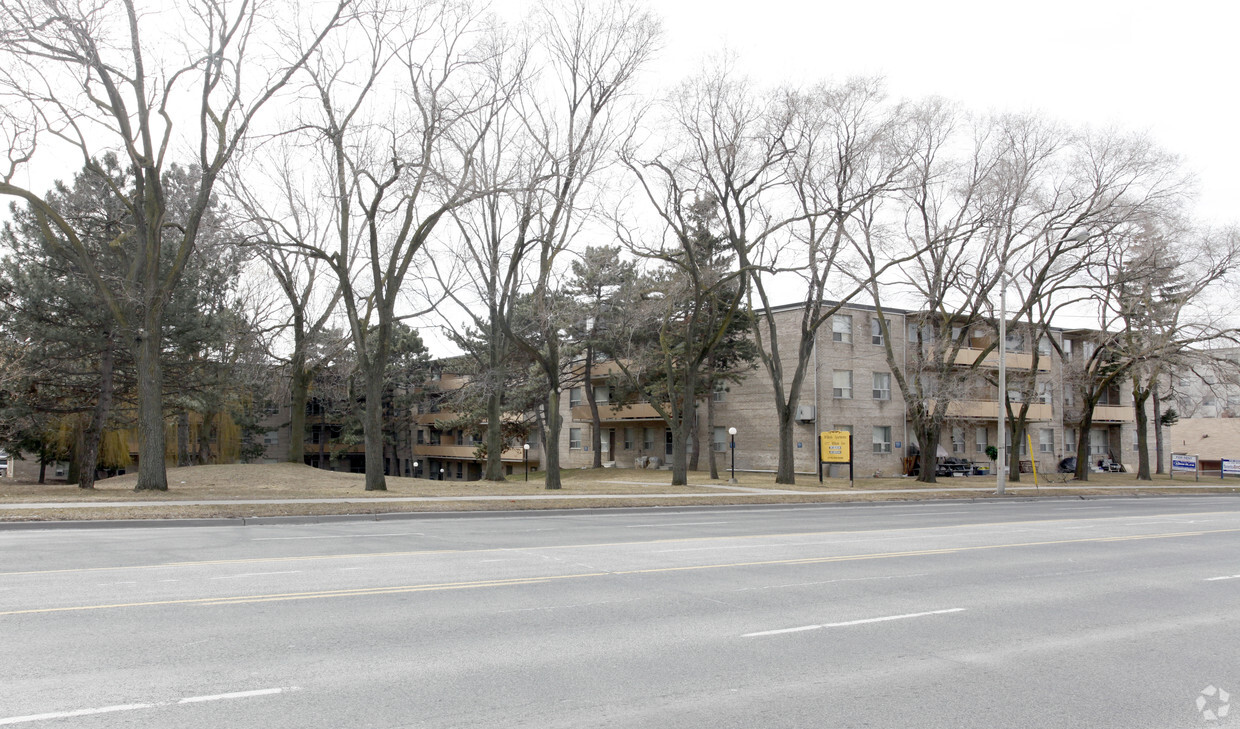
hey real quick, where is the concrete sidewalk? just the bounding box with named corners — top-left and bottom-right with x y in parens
top-left (4, 481), bottom-right (1239, 510)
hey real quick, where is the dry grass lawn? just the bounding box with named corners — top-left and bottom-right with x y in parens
top-left (1, 463), bottom-right (1236, 522)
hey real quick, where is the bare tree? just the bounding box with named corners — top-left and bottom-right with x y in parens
top-left (0, 0), bottom-right (350, 490)
top-left (287, 0), bottom-right (514, 490)
top-left (228, 143), bottom-right (347, 465)
top-left (490, 0), bottom-right (660, 490)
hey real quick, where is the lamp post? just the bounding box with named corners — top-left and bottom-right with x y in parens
top-left (413, 460), bottom-right (419, 479)
top-left (523, 443), bottom-right (530, 482)
top-left (439, 467), bottom-right (445, 481)
top-left (728, 427), bottom-right (738, 484)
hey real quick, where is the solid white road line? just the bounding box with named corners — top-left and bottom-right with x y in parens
top-left (210, 571), bottom-right (303, 580)
top-left (252, 533), bottom-right (422, 541)
top-left (0, 687), bottom-right (297, 725)
top-left (1205, 574), bottom-right (1240, 581)
top-left (743, 608), bottom-right (966, 637)
top-left (624, 521), bottom-right (731, 528)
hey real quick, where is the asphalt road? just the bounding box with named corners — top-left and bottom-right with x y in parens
top-left (3, 497), bottom-right (1239, 728)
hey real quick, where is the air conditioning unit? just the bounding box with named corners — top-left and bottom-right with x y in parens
top-left (795, 405), bottom-right (816, 423)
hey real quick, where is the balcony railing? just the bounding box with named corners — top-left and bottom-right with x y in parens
top-left (951, 347), bottom-right (1045, 371)
top-left (928, 399), bottom-right (1054, 420)
top-left (570, 402), bottom-right (663, 422)
top-left (413, 443), bottom-right (539, 463)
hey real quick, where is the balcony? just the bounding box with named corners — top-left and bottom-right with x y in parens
top-left (1091, 405), bottom-right (1133, 423)
top-left (413, 443), bottom-right (539, 464)
top-left (571, 402), bottom-right (663, 423)
top-left (303, 440), bottom-right (365, 455)
top-left (415, 410), bottom-right (460, 425)
top-left (930, 400), bottom-right (1054, 420)
top-left (951, 347), bottom-right (1044, 371)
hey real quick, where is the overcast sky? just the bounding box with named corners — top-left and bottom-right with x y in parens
top-left (648, 0), bottom-right (1237, 224)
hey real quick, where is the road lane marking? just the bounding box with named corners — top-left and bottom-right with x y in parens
top-left (1205, 574), bottom-right (1240, 581)
top-left (4, 514), bottom-right (1238, 578)
top-left (743, 608), bottom-right (967, 637)
top-left (3, 528), bottom-right (1236, 616)
top-left (251, 533), bottom-right (422, 541)
top-left (0, 687), bottom-right (297, 725)
top-left (625, 521), bottom-right (731, 528)
top-left (210, 571), bottom-right (303, 580)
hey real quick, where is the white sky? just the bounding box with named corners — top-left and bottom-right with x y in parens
top-left (648, 0), bottom-right (1237, 224)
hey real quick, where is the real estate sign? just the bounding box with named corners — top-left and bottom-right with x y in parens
top-left (820, 431), bottom-right (851, 463)
top-left (1223, 458), bottom-right (1240, 477)
top-left (1171, 454), bottom-right (1199, 472)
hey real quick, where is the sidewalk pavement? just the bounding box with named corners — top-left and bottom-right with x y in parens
top-left (3, 482), bottom-right (1238, 510)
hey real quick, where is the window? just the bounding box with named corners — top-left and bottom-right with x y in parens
top-left (1005, 329), bottom-right (1024, 352)
top-left (643, 428), bottom-right (656, 451)
top-left (1132, 429), bottom-right (1140, 453)
top-left (871, 317), bottom-right (886, 345)
top-left (832, 314), bottom-right (853, 343)
top-left (569, 388), bottom-right (583, 407)
top-left (456, 462), bottom-right (463, 478)
top-left (601, 430), bottom-right (610, 453)
top-left (417, 430), bottom-right (424, 445)
top-left (594, 385), bottom-right (609, 404)
top-left (569, 428), bottom-right (583, 449)
top-left (951, 427), bottom-right (965, 453)
top-left (975, 426), bottom-right (988, 454)
top-left (624, 427), bottom-right (634, 450)
top-left (1039, 428), bottom-right (1054, 453)
top-left (872, 372), bottom-right (891, 401)
top-left (833, 370), bottom-right (853, 399)
top-left (713, 427), bottom-right (727, 452)
top-left (1037, 381), bottom-right (1053, 404)
top-left (712, 380), bottom-right (727, 402)
top-left (1089, 428), bottom-right (1108, 456)
top-left (1038, 337), bottom-right (1052, 356)
top-left (456, 430), bottom-right (464, 446)
top-left (428, 429), bottom-right (441, 446)
top-left (872, 426), bottom-right (892, 454)
top-left (1065, 428), bottom-right (1077, 454)
top-left (833, 424), bottom-right (853, 435)
top-left (263, 430), bottom-right (279, 446)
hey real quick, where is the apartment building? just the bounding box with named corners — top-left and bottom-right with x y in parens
top-left (409, 370), bottom-right (541, 481)
top-left (557, 302), bottom-right (1156, 478)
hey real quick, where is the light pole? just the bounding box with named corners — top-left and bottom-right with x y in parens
top-left (413, 460), bottom-right (419, 479)
top-left (439, 467), bottom-right (445, 481)
top-left (523, 443), bottom-right (530, 482)
top-left (728, 427), bottom-right (737, 484)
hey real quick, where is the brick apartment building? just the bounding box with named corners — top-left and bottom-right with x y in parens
top-left (555, 302), bottom-right (1157, 479)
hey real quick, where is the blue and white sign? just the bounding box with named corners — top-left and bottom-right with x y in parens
top-left (1223, 458), bottom-right (1240, 476)
top-left (1172, 454), bottom-right (1199, 472)
top-left (894, 441), bottom-right (902, 449)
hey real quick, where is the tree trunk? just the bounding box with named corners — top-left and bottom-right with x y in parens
top-left (1153, 383), bottom-right (1165, 475)
top-left (707, 385), bottom-right (719, 480)
top-left (775, 407), bottom-right (796, 484)
top-left (363, 363), bottom-right (387, 491)
top-left (78, 332), bottom-right (116, 489)
top-left (484, 386), bottom-right (505, 481)
top-left (1074, 414), bottom-right (1094, 482)
top-left (288, 361), bottom-right (311, 465)
top-left (670, 415), bottom-right (689, 486)
top-left (585, 347), bottom-right (603, 469)
top-left (134, 320), bottom-right (169, 491)
top-left (916, 418), bottom-right (939, 484)
top-left (688, 407), bottom-right (700, 472)
top-left (1133, 386), bottom-right (1152, 481)
top-left (177, 410), bottom-right (190, 466)
top-left (1007, 416), bottom-right (1026, 483)
top-left (544, 388), bottom-right (562, 490)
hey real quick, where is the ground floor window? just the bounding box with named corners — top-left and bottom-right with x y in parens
top-left (1090, 428), bottom-right (1109, 456)
top-left (1039, 428), bottom-right (1054, 453)
top-left (713, 427), bottom-right (727, 452)
top-left (975, 426), bottom-right (988, 453)
top-left (569, 428), bottom-right (582, 449)
top-left (872, 426), bottom-right (892, 454)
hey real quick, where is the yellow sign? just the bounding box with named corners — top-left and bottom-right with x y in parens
top-left (820, 431), bottom-right (851, 463)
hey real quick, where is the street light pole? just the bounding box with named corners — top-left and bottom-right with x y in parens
top-left (523, 443), bottom-right (529, 482)
top-left (413, 460), bottom-right (419, 479)
top-left (728, 427), bottom-right (737, 484)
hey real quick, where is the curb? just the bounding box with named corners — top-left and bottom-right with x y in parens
top-left (1, 491), bottom-right (1237, 531)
